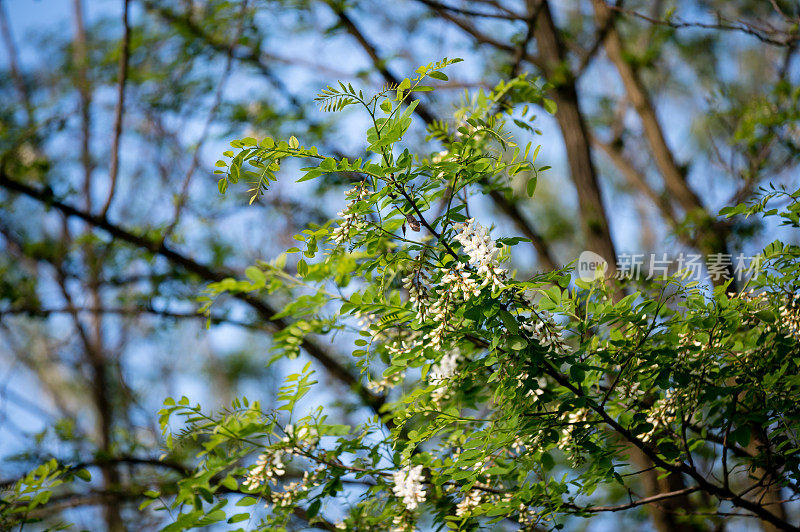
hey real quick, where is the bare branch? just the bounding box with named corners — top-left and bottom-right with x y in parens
top-left (571, 486), bottom-right (701, 513)
top-left (100, 0), bottom-right (131, 218)
top-left (0, 168), bottom-right (385, 415)
top-left (598, 1), bottom-right (800, 47)
top-left (161, 0), bottom-right (250, 243)
top-left (415, 0), bottom-right (523, 21)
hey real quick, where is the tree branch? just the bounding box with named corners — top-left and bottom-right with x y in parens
top-left (100, 0), bottom-right (131, 218)
top-left (0, 168), bottom-right (385, 416)
top-left (599, 1), bottom-right (800, 47)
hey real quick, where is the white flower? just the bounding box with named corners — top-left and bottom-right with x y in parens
top-left (455, 489), bottom-right (482, 516)
top-left (522, 310), bottom-right (565, 352)
top-left (282, 423), bottom-right (319, 449)
top-left (331, 183), bottom-right (370, 245)
top-left (243, 450), bottom-right (286, 489)
top-left (557, 408), bottom-right (589, 450)
top-left (440, 262), bottom-right (482, 300)
top-left (428, 349), bottom-right (462, 402)
top-left (403, 270), bottom-right (430, 319)
top-left (453, 218), bottom-right (506, 292)
top-left (392, 464), bottom-right (426, 510)
top-left (428, 350), bottom-right (460, 384)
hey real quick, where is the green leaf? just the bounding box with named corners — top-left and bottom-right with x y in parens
top-left (245, 266), bottom-right (266, 285)
top-left (499, 310), bottom-right (519, 334)
top-left (526, 175), bottom-right (537, 197)
top-left (228, 513), bottom-right (250, 524)
top-left (307, 499), bottom-right (321, 518)
top-left (508, 335), bottom-right (527, 351)
top-left (297, 259), bottom-right (308, 277)
top-left (236, 496), bottom-right (258, 506)
top-left (428, 71), bottom-right (449, 81)
top-left (570, 365), bottom-right (585, 383)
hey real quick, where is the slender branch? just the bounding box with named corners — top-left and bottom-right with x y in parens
top-left (0, 0), bottom-right (33, 124)
top-left (72, 0), bottom-right (93, 213)
top-left (161, 0), bottom-right (249, 242)
top-left (100, 0), bottom-right (131, 218)
top-left (415, 0), bottom-right (523, 21)
top-left (599, 1), bottom-right (800, 47)
top-left (326, 2), bottom-right (437, 126)
top-left (0, 168), bottom-right (385, 416)
top-left (0, 305), bottom-right (265, 330)
top-left (144, 1), bottom-right (305, 112)
top-left (571, 486), bottom-right (701, 513)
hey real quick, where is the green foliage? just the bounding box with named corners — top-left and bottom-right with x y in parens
top-left (1, 459), bottom-right (91, 530)
top-left (153, 63), bottom-right (800, 531)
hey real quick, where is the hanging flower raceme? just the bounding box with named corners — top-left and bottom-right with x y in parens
top-left (281, 423), bottom-right (320, 451)
top-left (453, 218), bottom-right (506, 292)
top-left (778, 293), bottom-right (800, 342)
top-left (428, 349), bottom-right (461, 385)
top-left (392, 464), bottom-right (426, 511)
top-left (243, 450), bottom-right (286, 489)
top-left (440, 262), bottom-right (482, 300)
top-left (331, 182), bottom-right (370, 245)
top-left (402, 269), bottom-right (430, 320)
top-left (428, 348), bottom-right (462, 402)
top-left (522, 310), bottom-right (566, 353)
top-left (455, 489), bottom-right (483, 517)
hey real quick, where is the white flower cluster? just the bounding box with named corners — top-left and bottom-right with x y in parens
top-left (366, 371), bottom-right (405, 393)
top-left (515, 502), bottom-right (539, 527)
top-left (386, 337), bottom-right (424, 360)
top-left (269, 470), bottom-right (317, 507)
top-left (557, 408), bottom-right (589, 451)
top-left (331, 183), bottom-right (370, 245)
top-left (402, 270), bottom-right (430, 320)
top-left (424, 296), bottom-right (453, 349)
top-left (428, 350), bottom-right (461, 385)
top-left (390, 514), bottom-right (414, 532)
top-left (455, 489), bottom-right (483, 517)
top-left (453, 218), bottom-right (506, 292)
top-left (402, 269), bottom-right (469, 349)
top-left (441, 262), bottom-right (483, 300)
top-left (430, 150), bottom-right (455, 179)
top-left (243, 450), bottom-right (286, 489)
top-left (640, 390), bottom-right (677, 443)
top-left (778, 294), bottom-right (800, 342)
top-left (392, 464), bottom-right (426, 511)
top-left (428, 349), bottom-right (462, 402)
top-left (522, 310), bottom-right (565, 352)
top-left (282, 423), bottom-right (319, 449)
top-left (511, 436), bottom-right (527, 454)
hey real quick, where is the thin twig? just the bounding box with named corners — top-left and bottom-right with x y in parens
top-left (100, 0), bottom-right (131, 218)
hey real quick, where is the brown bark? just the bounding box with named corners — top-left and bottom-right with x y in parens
top-left (72, 1), bottom-right (125, 529)
top-left (533, 2), bottom-right (617, 275)
top-left (591, 0), bottom-right (736, 287)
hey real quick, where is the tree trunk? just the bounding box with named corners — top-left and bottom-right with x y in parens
top-left (534, 1), bottom-right (617, 275)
